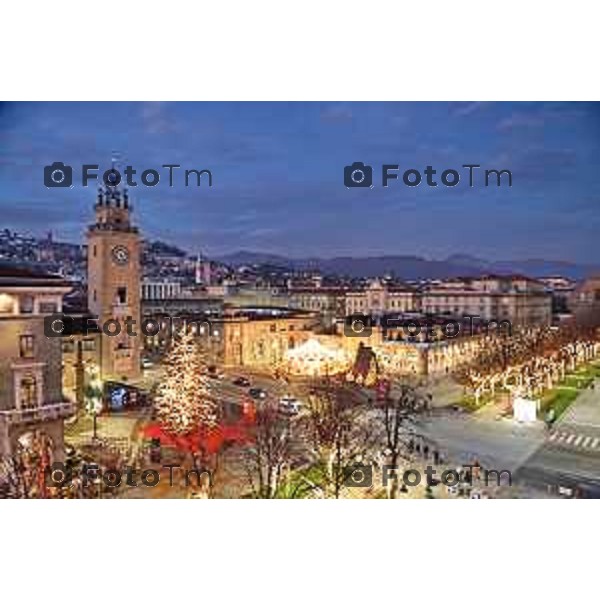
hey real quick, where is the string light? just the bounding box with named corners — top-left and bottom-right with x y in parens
top-left (154, 329), bottom-right (217, 435)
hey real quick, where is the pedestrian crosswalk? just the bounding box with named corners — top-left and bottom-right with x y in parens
top-left (549, 429), bottom-right (600, 451)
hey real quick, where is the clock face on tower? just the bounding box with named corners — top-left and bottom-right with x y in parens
top-left (111, 245), bottom-right (130, 265)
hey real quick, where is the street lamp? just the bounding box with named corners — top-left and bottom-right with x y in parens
top-left (84, 365), bottom-right (103, 442)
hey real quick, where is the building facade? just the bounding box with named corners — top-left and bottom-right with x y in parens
top-left (141, 307), bottom-right (317, 368)
top-left (0, 267), bottom-right (74, 460)
top-left (421, 275), bottom-right (552, 328)
top-left (570, 276), bottom-right (600, 327)
top-left (141, 278), bottom-right (182, 301)
top-left (287, 287), bottom-right (348, 329)
top-left (345, 279), bottom-right (418, 317)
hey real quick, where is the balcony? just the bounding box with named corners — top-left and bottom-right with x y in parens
top-left (0, 402), bottom-right (75, 425)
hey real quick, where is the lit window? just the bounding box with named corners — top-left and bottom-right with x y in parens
top-left (82, 339), bottom-right (96, 352)
top-left (20, 377), bottom-right (38, 410)
top-left (0, 293), bottom-right (15, 313)
top-left (19, 335), bottom-right (35, 359)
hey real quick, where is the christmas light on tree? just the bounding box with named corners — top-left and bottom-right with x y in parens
top-left (154, 329), bottom-right (217, 436)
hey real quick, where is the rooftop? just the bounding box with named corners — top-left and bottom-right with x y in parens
top-left (0, 263), bottom-right (71, 287)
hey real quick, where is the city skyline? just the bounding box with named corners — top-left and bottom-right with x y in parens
top-left (1, 101), bottom-right (599, 262)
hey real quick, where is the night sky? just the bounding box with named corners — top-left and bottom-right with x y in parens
top-left (0, 101), bottom-right (598, 262)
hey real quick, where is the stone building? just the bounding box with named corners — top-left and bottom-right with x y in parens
top-left (0, 266), bottom-right (74, 460)
top-left (287, 286), bottom-right (349, 329)
top-left (345, 279), bottom-right (418, 317)
top-left (421, 275), bottom-right (551, 328)
top-left (141, 307), bottom-right (317, 368)
top-left (570, 276), bottom-right (600, 327)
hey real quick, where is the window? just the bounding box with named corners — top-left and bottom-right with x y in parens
top-left (62, 339), bottom-right (75, 353)
top-left (0, 293), bottom-right (15, 313)
top-left (19, 295), bottom-right (34, 314)
top-left (82, 338), bottom-right (96, 352)
top-left (19, 335), bottom-right (35, 358)
top-left (93, 245), bottom-right (97, 257)
top-left (117, 287), bottom-right (127, 304)
top-left (38, 301), bottom-right (58, 314)
top-left (93, 289), bottom-right (97, 302)
top-left (20, 376), bottom-right (38, 410)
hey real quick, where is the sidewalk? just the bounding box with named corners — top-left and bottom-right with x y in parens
top-left (557, 377), bottom-right (600, 429)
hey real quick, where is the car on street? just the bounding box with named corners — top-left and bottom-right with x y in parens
top-left (279, 397), bottom-right (302, 415)
top-left (141, 357), bottom-right (153, 369)
top-left (249, 387), bottom-right (267, 399)
top-left (233, 376), bottom-right (251, 387)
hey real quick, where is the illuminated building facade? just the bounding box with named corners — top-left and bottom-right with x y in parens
top-left (421, 275), bottom-right (552, 327)
top-left (345, 279), bottom-right (418, 316)
top-left (0, 267), bottom-right (74, 460)
top-left (141, 307), bottom-right (317, 368)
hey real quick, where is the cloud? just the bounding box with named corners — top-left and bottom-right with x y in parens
top-left (320, 104), bottom-right (353, 122)
top-left (497, 112), bottom-right (545, 131)
top-left (497, 104), bottom-right (589, 132)
top-left (452, 102), bottom-right (485, 117)
top-left (140, 102), bottom-right (175, 135)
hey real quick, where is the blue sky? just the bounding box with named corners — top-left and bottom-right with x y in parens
top-left (0, 101), bottom-right (598, 262)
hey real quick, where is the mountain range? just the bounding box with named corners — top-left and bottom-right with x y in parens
top-left (213, 251), bottom-right (599, 281)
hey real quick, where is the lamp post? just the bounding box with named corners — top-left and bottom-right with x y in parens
top-left (85, 365), bottom-right (103, 442)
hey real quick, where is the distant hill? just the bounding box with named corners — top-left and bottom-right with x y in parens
top-left (214, 251), bottom-right (600, 281)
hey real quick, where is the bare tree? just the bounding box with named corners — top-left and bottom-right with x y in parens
top-left (304, 381), bottom-right (373, 498)
top-left (244, 401), bottom-right (297, 498)
top-left (375, 381), bottom-right (428, 498)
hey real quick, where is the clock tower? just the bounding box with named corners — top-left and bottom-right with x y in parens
top-left (87, 185), bottom-right (141, 381)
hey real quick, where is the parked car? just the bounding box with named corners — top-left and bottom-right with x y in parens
top-left (249, 387), bottom-right (267, 399)
top-left (279, 397), bottom-right (302, 415)
top-left (233, 376), bottom-right (251, 387)
top-left (141, 357), bottom-right (153, 370)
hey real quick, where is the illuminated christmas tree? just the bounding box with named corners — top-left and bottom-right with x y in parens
top-left (154, 329), bottom-right (217, 436)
